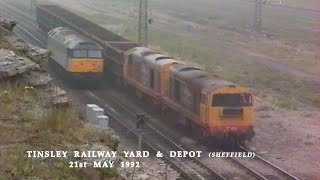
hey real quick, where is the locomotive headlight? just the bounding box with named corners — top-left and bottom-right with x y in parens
top-left (230, 127), bottom-right (238, 131)
top-left (226, 127), bottom-right (238, 132)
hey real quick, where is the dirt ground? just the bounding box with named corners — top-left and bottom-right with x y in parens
top-left (252, 99), bottom-right (320, 179)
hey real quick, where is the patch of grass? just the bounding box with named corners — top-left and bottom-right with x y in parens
top-left (0, 84), bottom-right (45, 122)
top-left (21, 109), bottom-right (38, 122)
top-left (46, 160), bottom-right (80, 180)
top-left (4, 156), bottom-right (35, 177)
top-left (276, 100), bottom-right (298, 110)
top-left (2, 145), bottom-right (87, 180)
top-left (0, 103), bottom-right (16, 119)
top-left (311, 95), bottom-right (320, 106)
top-left (72, 126), bottom-right (119, 151)
top-left (36, 108), bottom-right (80, 134)
top-left (259, 114), bottom-right (272, 118)
top-left (99, 167), bottom-right (118, 178)
top-left (4, 147), bottom-right (36, 178)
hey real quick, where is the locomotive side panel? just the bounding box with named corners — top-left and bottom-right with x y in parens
top-left (47, 34), bottom-right (68, 70)
top-left (125, 48), bottom-right (160, 99)
top-left (168, 76), bottom-right (203, 115)
top-left (168, 65), bottom-right (206, 114)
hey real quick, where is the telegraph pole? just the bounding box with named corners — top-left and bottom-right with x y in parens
top-left (253, 0), bottom-right (263, 32)
top-left (138, 0), bottom-right (148, 47)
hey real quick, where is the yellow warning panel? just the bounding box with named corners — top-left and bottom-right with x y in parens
top-left (68, 59), bottom-right (103, 73)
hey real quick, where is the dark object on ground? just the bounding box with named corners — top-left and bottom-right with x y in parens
top-left (0, 16), bottom-right (16, 32)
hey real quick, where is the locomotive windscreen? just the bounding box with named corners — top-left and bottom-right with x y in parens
top-left (72, 49), bottom-right (102, 58)
top-left (212, 94), bottom-right (252, 107)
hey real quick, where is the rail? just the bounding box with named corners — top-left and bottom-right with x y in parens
top-left (239, 146), bottom-right (300, 180)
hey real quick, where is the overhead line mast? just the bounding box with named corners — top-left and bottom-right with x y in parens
top-left (138, 0), bottom-right (148, 47)
top-left (30, 0), bottom-right (36, 15)
top-left (253, 0), bottom-right (263, 32)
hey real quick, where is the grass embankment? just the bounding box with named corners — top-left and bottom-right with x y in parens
top-left (0, 84), bottom-right (118, 179)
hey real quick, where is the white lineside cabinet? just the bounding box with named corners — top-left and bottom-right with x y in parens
top-left (86, 104), bottom-right (98, 122)
top-left (98, 115), bottom-right (109, 129)
top-left (86, 104), bottom-right (109, 128)
top-left (91, 107), bottom-right (104, 124)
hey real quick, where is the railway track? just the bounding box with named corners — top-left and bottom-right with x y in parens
top-left (104, 90), bottom-right (298, 180)
top-left (1, 3), bottom-right (303, 180)
top-left (235, 146), bottom-right (300, 180)
top-left (0, 3), bottom-right (38, 28)
top-left (0, 3), bottom-right (46, 47)
top-left (87, 90), bottom-right (226, 180)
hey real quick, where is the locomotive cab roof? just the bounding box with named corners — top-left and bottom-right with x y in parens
top-left (130, 47), bottom-right (158, 57)
top-left (144, 53), bottom-right (180, 67)
top-left (172, 64), bottom-right (240, 93)
top-left (48, 27), bottom-right (102, 50)
top-left (171, 65), bottom-right (208, 83)
top-left (196, 76), bottom-right (237, 93)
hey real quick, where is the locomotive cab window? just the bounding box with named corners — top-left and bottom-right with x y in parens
top-left (212, 93), bottom-right (252, 107)
top-left (72, 50), bottom-right (87, 58)
top-left (88, 50), bottom-right (102, 58)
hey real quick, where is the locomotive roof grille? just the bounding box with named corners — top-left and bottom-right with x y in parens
top-left (179, 67), bottom-right (202, 72)
top-left (155, 57), bottom-right (171, 61)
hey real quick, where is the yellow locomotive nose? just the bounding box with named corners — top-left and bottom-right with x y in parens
top-left (68, 59), bottom-right (103, 73)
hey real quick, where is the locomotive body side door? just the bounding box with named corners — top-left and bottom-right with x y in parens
top-left (200, 92), bottom-right (208, 125)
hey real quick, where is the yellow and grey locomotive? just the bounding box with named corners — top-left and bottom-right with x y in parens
top-left (47, 27), bottom-right (103, 87)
